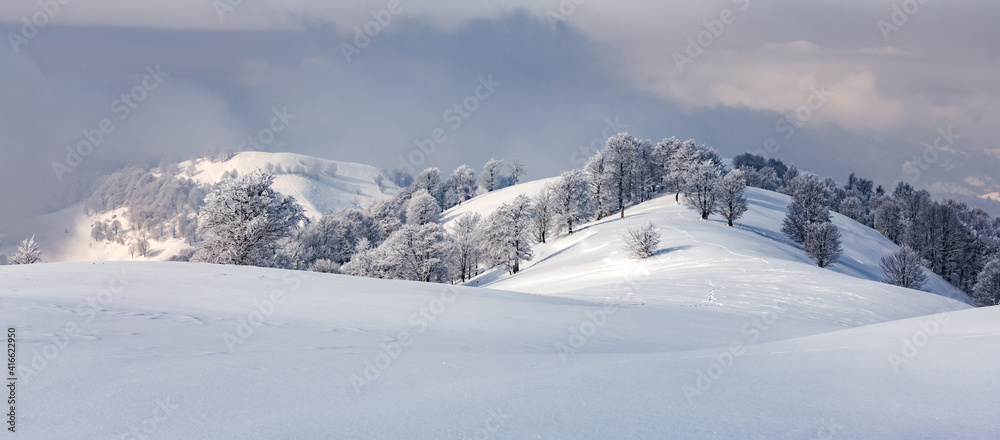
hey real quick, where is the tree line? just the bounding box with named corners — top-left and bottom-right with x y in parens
top-left (5, 134), bottom-right (1000, 307)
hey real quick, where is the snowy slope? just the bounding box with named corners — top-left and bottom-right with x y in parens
top-left (442, 183), bottom-right (971, 337)
top-left (178, 151), bottom-right (397, 219)
top-left (0, 152), bottom-right (397, 263)
top-left (2, 262), bottom-right (996, 439)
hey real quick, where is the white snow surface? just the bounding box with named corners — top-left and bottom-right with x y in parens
top-left (3, 178), bottom-right (995, 438)
top-left (2, 261), bottom-right (996, 439)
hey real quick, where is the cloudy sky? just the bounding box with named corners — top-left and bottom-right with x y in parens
top-left (1, 0), bottom-right (999, 224)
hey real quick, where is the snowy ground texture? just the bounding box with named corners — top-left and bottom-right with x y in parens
top-left (3, 181), bottom-right (998, 439)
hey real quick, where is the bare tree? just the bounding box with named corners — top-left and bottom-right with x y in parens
top-left (623, 221), bottom-right (660, 260)
top-left (508, 159), bottom-right (526, 185)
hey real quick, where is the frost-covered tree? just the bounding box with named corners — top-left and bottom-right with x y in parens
top-left (338, 209), bottom-right (382, 246)
top-left (484, 194), bottom-right (534, 274)
top-left (9, 236), bottom-right (41, 265)
top-left (633, 139), bottom-right (658, 202)
top-left (604, 133), bottom-right (640, 218)
top-left (406, 189), bottom-right (441, 226)
top-left (308, 259), bottom-right (341, 274)
top-left (412, 168), bottom-right (444, 206)
top-left (872, 196), bottom-right (905, 244)
top-left (480, 158), bottom-right (504, 192)
top-left (908, 201), bottom-right (966, 283)
top-left (451, 165), bottom-right (477, 205)
top-left (683, 162), bottom-right (721, 220)
top-left (653, 138), bottom-right (680, 195)
top-left (552, 169), bottom-right (595, 235)
top-left (130, 233), bottom-right (151, 258)
top-left (192, 170), bottom-right (306, 266)
top-left (804, 222), bottom-right (842, 268)
top-left (623, 221), bottom-right (660, 260)
top-left (755, 167), bottom-right (780, 191)
top-left (508, 159), bottom-right (526, 185)
top-left (824, 177), bottom-right (846, 211)
top-left (453, 212), bottom-right (483, 282)
top-left (880, 246), bottom-right (928, 290)
top-left (294, 210), bottom-right (379, 268)
top-left (366, 198), bottom-right (405, 238)
top-left (838, 196), bottom-right (867, 224)
top-left (715, 169), bottom-right (748, 227)
top-left (781, 175), bottom-right (831, 244)
top-left (109, 219), bottom-right (123, 244)
top-left (584, 152), bottom-right (611, 219)
top-left (380, 223), bottom-right (455, 283)
top-left (385, 168), bottom-right (414, 188)
top-left (531, 185), bottom-right (556, 244)
top-left (972, 259), bottom-right (1000, 306)
top-left (341, 238), bottom-right (386, 279)
top-left (91, 221), bottom-right (107, 242)
top-left (667, 140), bottom-right (702, 202)
top-left (779, 165), bottom-right (800, 195)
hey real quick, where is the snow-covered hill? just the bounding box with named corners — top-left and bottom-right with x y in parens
top-left (2, 261), bottom-right (995, 439)
top-left (443, 181), bottom-right (972, 334)
top-left (0, 152), bottom-right (397, 262)
top-left (177, 151), bottom-right (396, 219)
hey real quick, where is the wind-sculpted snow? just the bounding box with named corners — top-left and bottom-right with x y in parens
top-left (1, 262), bottom-right (995, 439)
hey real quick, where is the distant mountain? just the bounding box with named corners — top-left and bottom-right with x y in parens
top-left (0, 152), bottom-right (398, 262)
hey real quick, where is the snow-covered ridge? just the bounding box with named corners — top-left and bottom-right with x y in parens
top-left (1, 152), bottom-right (397, 262)
top-left (177, 151), bottom-right (397, 219)
top-left (442, 179), bottom-right (971, 330)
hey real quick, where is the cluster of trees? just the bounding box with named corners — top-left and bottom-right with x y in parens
top-left (733, 149), bottom-right (1000, 305)
top-left (779, 171), bottom-right (843, 268)
top-left (187, 155), bottom-right (535, 282)
top-left (183, 134), bottom-right (774, 281)
top-left (190, 133), bottom-right (751, 284)
top-left (72, 137), bottom-right (1000, 307)
top-left (86, 165), bottom-right (208, 245)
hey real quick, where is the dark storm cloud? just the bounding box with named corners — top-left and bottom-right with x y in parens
top-left (1, 0), bottom-right (999, 224)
